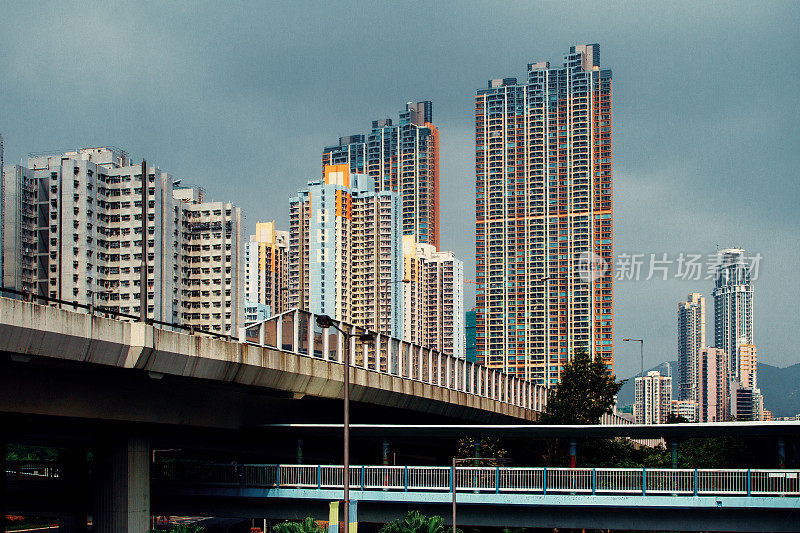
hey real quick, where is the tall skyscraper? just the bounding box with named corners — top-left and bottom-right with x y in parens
top-left (401, 235), bottom-right (464, 358)
top-left (634, 370), bottom-right (672, 424)
top-left (713, 248), bottom-right (754, 385)
top-left (677, 293), bottom-right (706, 401)
top-left (323, 101), bottom-right (440, 249)
top-left (289, 164), bottom-right (403, 337)
top-left (244, 221), bottom-right (289, 317)
top-left (474, 44), bottom-right (613, 386)
top-left (696, 347), bottom-right (729, 422)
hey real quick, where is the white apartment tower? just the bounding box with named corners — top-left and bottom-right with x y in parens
top-left (19, 148), bottom-right (178, 320)
top-left (244, 221), bottom-right (289, 317)
top-left (1, 146), bottom-right (244, 335)
top-left (402, 235), bottom-right (465, 358)
top-left (677, 293), bottom-right (705, 401)
top-left (634, 370), bottom-right (672, 424)
top-left (175, 186), bottom-right (244, 335)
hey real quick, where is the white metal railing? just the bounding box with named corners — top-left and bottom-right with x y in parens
top-left (239, 309), bottom-right (572, 416)
top-left (154, 463), bottom-right (800, 497)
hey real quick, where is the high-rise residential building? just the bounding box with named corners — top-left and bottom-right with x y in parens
top-left (323, 101), bottom-right (440, 249)
top-left (465, 308), bottom-right (477, 363)
top-left (696, 347), bottom-right (729, 422)
top-left (289, 164), bottom-right (403, 337)
top-left (401, 235), bottom-right (464, 358)
top-left (737, 344), bottom-right (757, 389)
top-left (18, 147), bottom-right (179, 321)
top-left (322, 135), bottom-right (366, 174)
top-left (1, 146), bottom-right (244, 335)
top-left (474, 44), bottom-right (613, 386)
top-left (670, 399), bottom-right (699, 423)
top-left (2, 164), bottom-right (39, 294)
top-left (678, 293), bottom-right (706, 401)
top-left (634, 370), bottom-right (672, 424)
top-left (174, 187), bottom-right (244, 335)
top-left (730, 381), bottom-right (763, 421)
top-left (244, 221), bottom-right (289, 317)
top-left (713, 248), bottom-right (754, 385)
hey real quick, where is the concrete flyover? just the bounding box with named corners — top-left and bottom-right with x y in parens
top-left (0, 295), bottom-right (551, 427)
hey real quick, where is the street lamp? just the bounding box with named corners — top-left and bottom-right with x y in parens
top-left (451, 456), bottom-right (508, 533)
top-left (315, 314), bottom-right (374, 533)
top-left (622, 338), bottom-right (644, 378)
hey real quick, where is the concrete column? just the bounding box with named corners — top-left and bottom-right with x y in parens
top-left (296, 439), bottom-right (304, 464)
top-left (59, 449), bottom-right (89, 533)
top-left (93, 435), bottom-right (150, 533)
top-left (670, 439), bottom-right (679, 469)
top-left (1, 437), bottom-right (5, 533)
top-left (569, 438), bottom-right (577, 468)
top-left (778, 436), bottom-right (786, 468)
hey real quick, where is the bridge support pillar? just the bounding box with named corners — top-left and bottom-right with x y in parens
top-left (778, 436), bottom-right (786, 468)
top-left (92, 435), bottom-right (149, 533)
top-left (297, 439), bottom-right (304, 464)
top-left (569, 438), bottom-right (577, 468)
top-left (1, 437), bottom-right (5, 533)
top-left (59, 448), bottom-right (89, 533)
top-left (670, 439), bottom-right (679, 469)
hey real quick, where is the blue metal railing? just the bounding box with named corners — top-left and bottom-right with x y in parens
top-left (153, 463), bottom-right (800, 497)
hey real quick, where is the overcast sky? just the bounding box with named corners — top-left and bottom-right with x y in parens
top-left (1, 1), bottom-right (798, 378)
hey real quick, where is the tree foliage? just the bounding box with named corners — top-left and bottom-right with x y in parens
top-left (539, 346), bottom-right (623, 425)
top-left (273, 518), bottom-right (327, 533)
top-left (455, 436), bottom-right (508, 466)
top-left (379, 511), bottom-right (460, 533)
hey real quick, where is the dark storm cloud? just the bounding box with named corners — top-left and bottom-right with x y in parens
top-left (1, 0), bottom-right (797, 377)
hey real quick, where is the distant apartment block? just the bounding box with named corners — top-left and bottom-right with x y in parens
top-left (244, 221), bottom-right (289, 317)
top-left (175, 187), bottom-right (243, 335)
top-left (697, 347), bottom-right (729, 422)
top-left (474, 44), bottom-right (613, 386)
top-left (465, 308), bottom-right (477, 363)
top-left (730, 381), bottom-right (763, 421)
top-left (634, 370), bottom-right (672, 424)
top-left (322, 101), bottom-right (439, 249)
top-left (678, 293), bottom-right (705, 401)
top-left (1, 146), bottom-right (243, 335)
top-left (402, 235), bottom-right (464, 358)
top-left (670, 399), bottom-right (699, 423)
top-left (289, 164), bottom-right (403, 337)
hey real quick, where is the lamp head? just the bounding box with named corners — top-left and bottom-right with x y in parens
top-left (315, 314), bottom-right (334, 328)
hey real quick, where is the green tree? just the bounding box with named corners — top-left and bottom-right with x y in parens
top-left (455, 436), bottom-right (508, 466)
top-left (539, 346), bottom-right (624, 425)
top-left (272, 518), bottom-right (327, 533)
top-left (379, 511), bottom-right (460, 533)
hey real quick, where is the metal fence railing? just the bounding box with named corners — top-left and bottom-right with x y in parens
top-left (5, 461), bottom-right (61, 479)
top-left (152, 463), bottom-right (800, 497)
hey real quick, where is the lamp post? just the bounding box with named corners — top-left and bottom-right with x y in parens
top-left (315, 314), bottom-right (374, 533)
top-left (622, 338), bottom-right (644, 378)
top-left (451, 456), bottom-right (507, 533)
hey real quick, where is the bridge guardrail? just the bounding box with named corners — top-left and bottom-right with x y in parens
top-left (5, 460), bottom-right (61, 479)
top-left (152, 463), bottom-right (800, 497)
